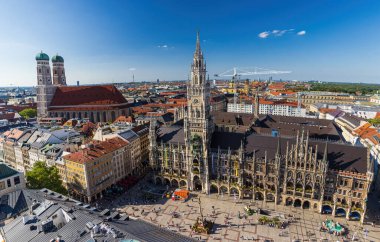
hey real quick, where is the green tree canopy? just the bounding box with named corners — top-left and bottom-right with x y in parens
top-left (368, 118), bottom-right (380, 126)
top-left (26, 161), bottom-right (67, 195)
top-left (19, 108), bottom-right (37, 119)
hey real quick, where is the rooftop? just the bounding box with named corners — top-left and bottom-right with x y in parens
top-left (49, 85), bottom-right (128, 108)
top-left (0, 163), bottom-right (18, 180)
top-left (64, 137), bottom-right (128, 164)
top-left (1, 189), bottom-right (195, 242)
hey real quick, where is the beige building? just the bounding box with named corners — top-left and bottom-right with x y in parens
top-left (63, 137), bottom-right (128, 202)
top-left (288, 92), bottom-right (370, 109)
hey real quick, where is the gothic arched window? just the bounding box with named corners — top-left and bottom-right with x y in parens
top-left (196, 109), bottom-right (200, 118)
top-left (287, 171), bottom-right (293, 179)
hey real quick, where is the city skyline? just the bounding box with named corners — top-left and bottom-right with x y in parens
top-left (1, 0), bottom-right (380, 86)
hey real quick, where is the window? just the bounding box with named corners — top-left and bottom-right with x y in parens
top-left (7, 179), bottom-right (11, 187)
top-left (14, 176), bottom-right (20, 185)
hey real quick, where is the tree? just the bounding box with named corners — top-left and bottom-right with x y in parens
top-left (26, 161), bottom-right (67, 194)
top-left (368, 118), bottom-right (380, 126)
top-left (19, 108), bottom-right (37, 119)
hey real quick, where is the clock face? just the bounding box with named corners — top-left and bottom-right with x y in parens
top-left (193, 99), bottom-right (199, 104)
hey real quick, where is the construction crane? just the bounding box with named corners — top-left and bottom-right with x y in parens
top-left (214, 67), bottom-right (292, 107)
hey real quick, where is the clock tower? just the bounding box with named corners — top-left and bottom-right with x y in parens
top-left (184, 32), bottom-right (213, 193)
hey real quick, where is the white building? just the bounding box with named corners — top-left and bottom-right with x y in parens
top-left (259, 102), bottom-right (306, 117)
top-left (0, 163), bottom-right (26, 196)
top-left (227, 101), bottom-right (306, 117)
top-left (370, 94), bottom-right (380, 105)
top-left (227, 103), bottom-right (253, 113)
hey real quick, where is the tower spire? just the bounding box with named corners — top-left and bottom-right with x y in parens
top-left (195, 31), bottom-right (202, 56)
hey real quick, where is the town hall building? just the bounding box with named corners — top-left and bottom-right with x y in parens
top-left (149, 33), bottom-right (374, 223)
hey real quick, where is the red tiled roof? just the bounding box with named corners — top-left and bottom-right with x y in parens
top-left (63, 137), bottom-right (129, 164)
top-left (269, 90), bottom-right (296, 96)
top-left (268, 83), bottom-right (286, 90)
top-left (113, 115), bottom-right (134, 124)
top-left (319, 108), bottom-right (337, 114)
top-left (168, 98), bottom-right (187, 104)
top-left (81, 121), bottom-right (96, 134)
top-left (258, 98), bottom-right (302, 107)
top-left (132, 107), bottom-right (153, 114)
top-left (159, 91), bottom-right (186, 96)
top-left (50, 85), bottom-right (128, 107)
top-left (353, 123), bottom-right (380, 145)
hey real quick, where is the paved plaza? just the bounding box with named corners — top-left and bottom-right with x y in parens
top-left (100, 178), bottom-right (380, 242)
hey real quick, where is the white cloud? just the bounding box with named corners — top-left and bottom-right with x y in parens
top-left (128, 67), bottom-right (136, 71)
top-left (258, 29), bottom-right (304, 38)
top-left (297, 30), bottom-right (306, 36)
top-left (258, 31), bottom-right (270, 39)
top-left (157, 44), bottom-right (169, 48)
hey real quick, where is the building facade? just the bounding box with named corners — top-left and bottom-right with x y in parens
top-left (63, 137), bottom-right (128, 202)
top-left (0, 163), bottom-right (26, 197)
top-left (149, 33), bottom-right (374, 223)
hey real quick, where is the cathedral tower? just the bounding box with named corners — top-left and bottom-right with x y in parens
top-left (52, 54), bottom-right (66, 86)
top-left (184, 32), bottom-right (213, 193)
top-left (36, 51), bottom-right (55, 119)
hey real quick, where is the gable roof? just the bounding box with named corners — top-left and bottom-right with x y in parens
top-left (49, 85), bottom-right (128, 107)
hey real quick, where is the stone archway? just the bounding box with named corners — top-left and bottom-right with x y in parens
top-left (193, 176), bottom-right (202, 191)
top-left (220, 186), bottom-right (228, 195)
top-left (155, 177), bottom-right (162, 185)
top-left (164, 178), bottom-right (171, 186)
top-left (349, 211), bottom-right (361, 221)
top-left (171, 179), bottom-right (179, 188)
top-left (230, 187), bottom-right (239, 197)
top-left (286, 197), bottom-right (293, 206)
top-left (302, 200), bottom-right (310, 209)
top-left (179, 180), bottom-right (187, 188)
top-left (255, 191), bottom-right (264, 201)
top-left (266, 193), bottom-right (275, 202)
top-left (294, 199), bottom-right (302, 207)
top-left (335, 208), bottom-right (346, 217)
top-left (210, 184), bottom-right (218, 193)
top-left (322, 205), bottom-right (332, 214)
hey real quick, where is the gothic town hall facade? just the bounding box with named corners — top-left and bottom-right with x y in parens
top-left (149, 33), bottom-right (374, 223)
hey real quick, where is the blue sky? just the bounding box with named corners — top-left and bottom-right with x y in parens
top-left (0, 0), bottom-right (380, 86)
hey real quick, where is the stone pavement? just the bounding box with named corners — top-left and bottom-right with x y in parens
top-left (104, 181), bottom-right (380, 242)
